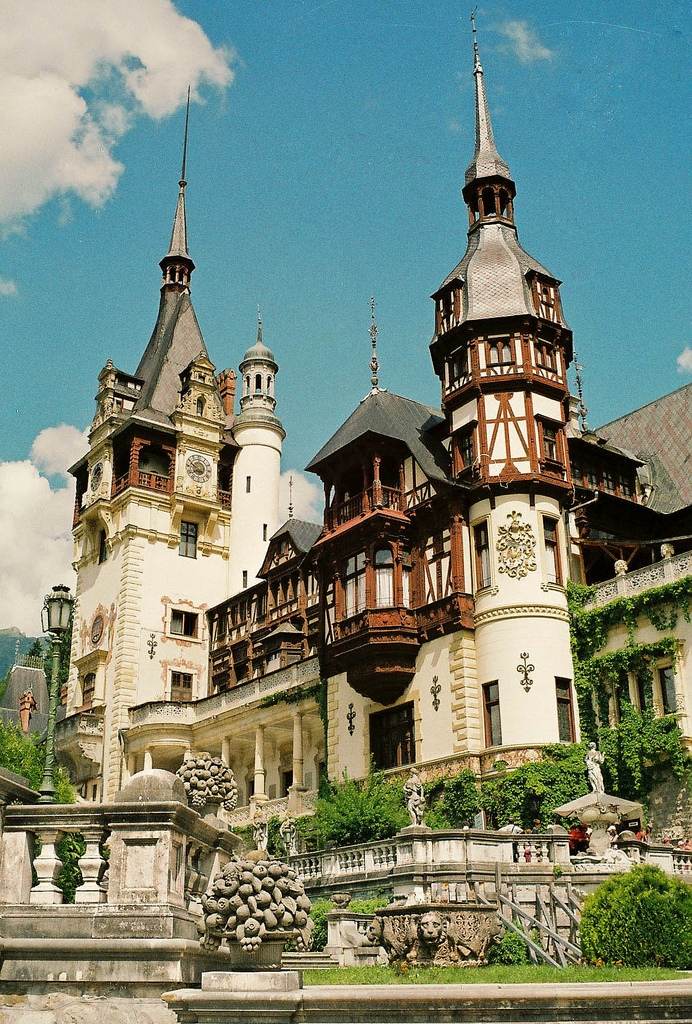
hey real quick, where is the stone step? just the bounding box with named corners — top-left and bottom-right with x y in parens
top-left (281, 951), bottom-right (338, 970)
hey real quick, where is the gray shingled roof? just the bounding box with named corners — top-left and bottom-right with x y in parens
top-left (270, 519), bottom-right (323, 553)
top-left (305, 390), bottom-right (451, 484)
top-left (133, 291), bottom-right (211, 421)
top-left (596, 383), bottom-right (692, 514)
top-left (435, 223), bottom-right (568, 328)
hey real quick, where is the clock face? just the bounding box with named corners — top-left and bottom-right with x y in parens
top-left (91, 615), bottom-right (104, 645)
top-left (91, 462), bottom-right (103, 491)
top-left (186, 454), bottom-right (211, 483)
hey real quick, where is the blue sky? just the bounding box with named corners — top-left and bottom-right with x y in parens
top-left (0, 0), bottom-right (690, 631)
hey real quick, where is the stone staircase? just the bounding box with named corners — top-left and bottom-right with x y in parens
top-left (281, 951), bottom-right (338, 970)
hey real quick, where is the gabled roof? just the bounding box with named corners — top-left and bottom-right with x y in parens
top-left (305, 390), bottom-right (451, 485)
top-left (596, 383), bottom-right (692, 514)
top-left (133, 291), bottom-right (211, 421)
top-left (270, 519), bottom-right (323, 553)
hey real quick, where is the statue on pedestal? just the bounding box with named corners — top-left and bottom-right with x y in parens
top-left (585, 742), bottom-right (605, 796)
top-left (252, 809), bottom-right (268, 852)
top-left (279, 812), bottom-right (298, 856)
top-left (403, 769), bottom-right (426, 826)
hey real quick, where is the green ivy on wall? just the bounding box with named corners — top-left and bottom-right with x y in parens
top-left (567, 577), bottom-right (692, 805)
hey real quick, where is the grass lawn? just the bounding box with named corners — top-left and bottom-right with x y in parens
top-left (303, 965), bottom-right (687, 986)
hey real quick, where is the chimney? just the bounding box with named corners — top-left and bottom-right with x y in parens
top-left (216, 368), bottom-right (236, 418)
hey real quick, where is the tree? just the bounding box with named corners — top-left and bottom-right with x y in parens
top-left (0, 718), bottom-right (74, 802)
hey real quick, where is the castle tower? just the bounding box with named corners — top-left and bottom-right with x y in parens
top-left (429, 24), bottom-right (577, 749)
top-left (63, 122), bottom-right (238, 799)
top-left (228, 312), bottom-right (285, 593)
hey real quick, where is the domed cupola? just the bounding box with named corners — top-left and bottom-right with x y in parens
top-left (235, 310), bottom-right (284, 435)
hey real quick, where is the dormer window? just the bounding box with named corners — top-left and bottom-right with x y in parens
top-left (196, 397), bottom-right (205, 417)
top-left (488, 340), bottom-right (513, 366)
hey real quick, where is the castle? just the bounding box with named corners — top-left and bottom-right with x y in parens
top-left (58, 32), bottom-right (692, 824)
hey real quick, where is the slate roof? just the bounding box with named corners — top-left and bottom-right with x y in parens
top-left (270, 519), bottom-right (323, 554)
top-left (596, 383), bottom-right (692, 515)
top-left (435, 223), bottom-right (568, 328)
top-left (305, 390), bottom-right (451, 485)
top-left (133, 290), bottom-right (210, 421)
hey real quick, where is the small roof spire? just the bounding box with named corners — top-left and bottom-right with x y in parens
top-left (164, 87), bottom-right (193, 265)
top-left (257, 305), bottom-right (263, 344)
top-left (464, 14), bottom-right (512, 186)
top-left (288, 475), bottom-right (294, 519)
top-left (369, 295), bottom-right (381, 393)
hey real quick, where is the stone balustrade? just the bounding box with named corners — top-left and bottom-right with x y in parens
top-left (586, 550), bottom-right (692, 608)
top-left (129, 657), bottom-right (320, 729)
top-left (289, 828), bottom-right (572, 894)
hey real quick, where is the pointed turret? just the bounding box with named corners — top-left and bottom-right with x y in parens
top-left (462, 18), bottom-right (516, 227)
top-left (465, 18), bottom-right (512, 188)
top-left (160, 88), bottom-right (195, 292)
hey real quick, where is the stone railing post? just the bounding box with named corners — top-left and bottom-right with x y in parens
top-left (74, 825), bottom-right (108, 903)
top-left (30, 827), bottom-right (65, 905)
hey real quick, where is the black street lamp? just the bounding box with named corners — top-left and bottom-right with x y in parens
top-left (38, 584), bottom-right (74, 803)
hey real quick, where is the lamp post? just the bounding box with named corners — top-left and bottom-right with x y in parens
top-left (38, 584), bottom-right (74, 803)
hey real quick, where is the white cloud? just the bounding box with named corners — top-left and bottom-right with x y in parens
top-left (496, 20), bottom-right (555, 65)
top-left (0, 459), bottom-right (76, 636)
top-left (677, 346), bottom-right (692, 373)
top-left (0, 277), bottom-right (18, 296)
top-left (0, 0), bottom-right (234, 227)
top-left (30, 424), bottom-right (90, 479)
top-left (279, 471), bottom-right (324, 524)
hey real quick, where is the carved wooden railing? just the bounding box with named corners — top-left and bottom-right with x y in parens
top-left (326, 486), bottom-right (404, 530)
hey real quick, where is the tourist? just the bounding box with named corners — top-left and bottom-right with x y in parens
top-left (569, 823), bottom-right (590, 856)
top-left (531, 818), bottom-right (542, 834)
top-left (498, 816), bottom-right (522, 863)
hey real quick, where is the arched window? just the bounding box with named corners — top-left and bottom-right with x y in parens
top-left (245, 375), bottom-right (250, 395)
top-left (82, 673), bottom-right (96, 706)
top-left (375, 548), bottom-right (394, 608)
top-left (482, 187), bottom-right (496, 217)
top-left (401, 550), bottom-right (412, 607)
top-left (196, 397), bottom-right (205, 417)
top-left (255, 373), bottom-right (262, 393)
top-left (488, 343), bottom-right (500, 365)
top-left (501, 340), bottom-right (512, 363)
top-left (499, 189), bottom-right (509, 217)
top-left (344, 553), bottom-right (366, 617)
top-left (267, 375), bottom-right (273, 395)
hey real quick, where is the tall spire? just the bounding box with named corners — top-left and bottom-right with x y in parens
top-left (465, 14), bottom-right (511, 186)
top-left (160, 87), bottom-right (195, 290)
top-left (257, 305), bottom-right (263, 344)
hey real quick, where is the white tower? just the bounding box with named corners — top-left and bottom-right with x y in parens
top-left (229, 312), bottom-right (285, 593)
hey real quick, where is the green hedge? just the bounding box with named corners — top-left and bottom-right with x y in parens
top-left (580, 865), bottom-right (692, 968)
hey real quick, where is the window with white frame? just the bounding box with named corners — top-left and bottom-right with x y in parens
top-left (375, 547), bottom-right (394, 607)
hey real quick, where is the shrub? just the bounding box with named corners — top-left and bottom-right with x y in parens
top-left (313, 769), bottom-right (408, 847)
top-left (309, 898), bottom-right (333, 951)
top-left (580, 864), bottom-right (692, 968)
top-left (486, 927), bottom-right (529, 965)
top-left (425, 769), bottom-right (482, 828)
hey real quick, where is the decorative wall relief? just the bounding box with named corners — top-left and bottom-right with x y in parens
top-left (347, 702), bottom-right (356, 736)
top-left (517, 652), bottom-right (535, 692)
top-left (496, 511), bottom-right (537, 578)
top-left (430, 675), bottom-right (441, 712)
top-left (147, 633), bottom-right (158, 659)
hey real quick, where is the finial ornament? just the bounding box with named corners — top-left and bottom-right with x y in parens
top-left (574, 352), bottom-right (589, 431)
top-left (180, 85), bottom-right (190, 190)
top-left (288, 474), bottom-right (294, 519)
top-left (369, 295), bottom-right (380, 392)
top-left (257, 305), bottom-right (263, 343)
top-left (470, 7), bottom-right (482, 72)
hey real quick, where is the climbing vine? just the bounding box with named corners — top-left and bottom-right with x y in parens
top-left (258, 678), bottom-right (329, 781)
top-left (566, 578), bottom-right (692, 804)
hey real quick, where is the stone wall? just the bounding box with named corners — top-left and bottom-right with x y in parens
top-left (0, 993), bottom-right (175, 1024)
top-left (647, 775), bottom-right (692, 841)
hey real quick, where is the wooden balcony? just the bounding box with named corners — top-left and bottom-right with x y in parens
top-left (112, 470), bottom-right (171, 496)
top-left (326, 605), bottom-right (420, 704)
top-left (218, 488), bottom-right (232, 509)
top-left (325, 485), bottom-right (404, 531)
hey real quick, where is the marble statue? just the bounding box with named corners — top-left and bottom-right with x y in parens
top-left (252, 809), bottom-right (268, 852)
top-left (586, 742), bottom-right (605, 795)
top-left (279, 812), bottom-right (298, 856)
top-left (403, 769), bottom-right (426, 826)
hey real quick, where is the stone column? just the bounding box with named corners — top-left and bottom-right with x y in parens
top-left (144, 749), bottom-right (153, 771)
top-left (253, 726), bottom-right (266, 801)
top-left (288, 712), bottom-right (306, 814)
top-left (221, 737), bottom-right (231, 766)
